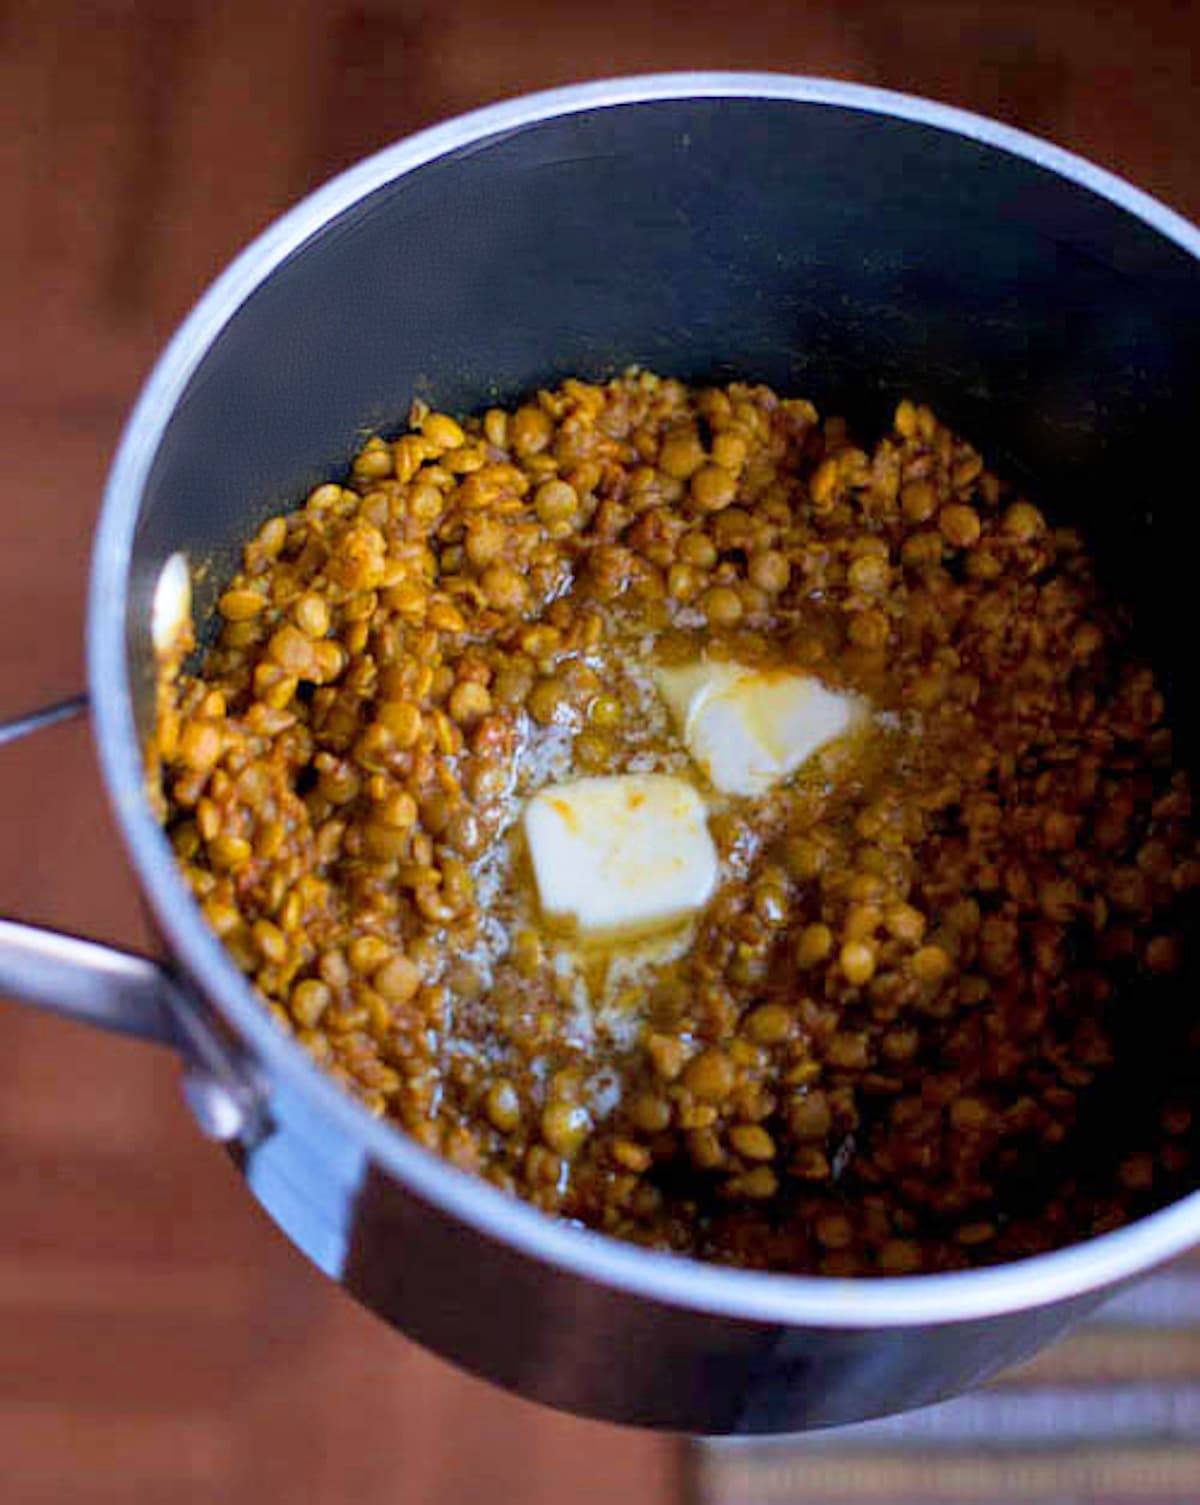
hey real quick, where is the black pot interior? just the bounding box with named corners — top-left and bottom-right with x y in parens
top-left (128, 93), bottom-right (1200, 1226)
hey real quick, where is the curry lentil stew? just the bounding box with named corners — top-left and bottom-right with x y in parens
top-left (152, 373), bottom-right (1199, 1275)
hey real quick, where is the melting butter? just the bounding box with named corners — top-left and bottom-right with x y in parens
top-left (656, 659), bottom-right (859, 797)
top-left (522, 773), bottom-right (718, 941)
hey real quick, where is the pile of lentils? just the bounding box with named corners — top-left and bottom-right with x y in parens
top-left (153, 372), bottom-right (1199, 1275)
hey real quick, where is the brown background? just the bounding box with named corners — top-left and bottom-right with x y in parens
top-left (3, 4), bottom-right (1200, 1503)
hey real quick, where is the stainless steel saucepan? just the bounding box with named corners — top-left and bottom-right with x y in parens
top-left (3, 74), bottom-right (1199, 1435)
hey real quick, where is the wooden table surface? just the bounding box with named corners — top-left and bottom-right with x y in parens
top-left (3, 4), bottom-right (1199, 1502)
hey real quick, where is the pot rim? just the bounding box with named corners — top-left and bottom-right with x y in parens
top-left (89, 71), bottom-right (1200, 1330)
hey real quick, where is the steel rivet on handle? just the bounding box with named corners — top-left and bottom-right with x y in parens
top-left (181, 1069), bottom-right (253, 1142)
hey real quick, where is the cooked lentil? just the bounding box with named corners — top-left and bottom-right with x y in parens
top-left (152, 372), bottom-right (1199, 1274)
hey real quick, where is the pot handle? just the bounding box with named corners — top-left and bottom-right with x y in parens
top-left (0, 696), bottom-right (268, 1144)
top-left (0, 693), bottom-right (91, 748)
top-left (0, 919), bottom-right (177, 1045)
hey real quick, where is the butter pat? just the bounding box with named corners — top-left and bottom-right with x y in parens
top-left (523, 774), bottom-right (718, 940)
top-left (657, 660), bottom-right (858, 797)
